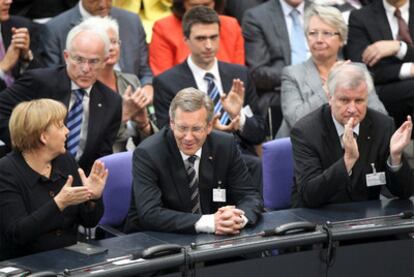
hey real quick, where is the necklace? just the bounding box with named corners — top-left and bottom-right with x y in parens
top-left (22, 153), bottom-right (52, 178)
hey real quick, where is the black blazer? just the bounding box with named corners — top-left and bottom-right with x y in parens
top-left (346, 0), bottom-right (414, 84)
top-left (0, 151), bottom-right (103, 260)
top-left (291, 104), bottom-right (414, 208)
top-left (0, 15), bottom-right (45, 90)
top-left (153, 60), bottom-right (266, 155)
top-left (124, 127), bottom-right (263, 234)
top-left (0, 66), bottom-right (122, 172)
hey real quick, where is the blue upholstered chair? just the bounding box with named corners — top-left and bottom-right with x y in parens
top-left (97, 151), bottom-right (133, 236)
top-left (262, 137), bottom-right (294, 210)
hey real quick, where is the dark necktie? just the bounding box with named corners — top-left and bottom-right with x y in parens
top-left (394, 8), bottom-right (413, 46)
top-left (66, 89), bottom-right (85, 156)
top-left (204, 73), bottom-right (229, 125)
top-left (186, 155), bottom-right (201, 214)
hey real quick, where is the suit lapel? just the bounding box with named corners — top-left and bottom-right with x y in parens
top-left (218, 62), bottom-right (232, 95)
top-left (1, 20), bottom-right (12, 49)
top-left (353, 114), bottom-right (373, 182)
top-left (321, 105), bottom-right (343, 163)
top-left (83, 82), bottom-right (106, 156)
top-left (182, 61), bottom-right (199, 88)
top-left (304, 59), bottom-right (326, 98)
top-left (409, 0), bottom-right (414, 40)
top-left (270, 0), bottom-right (291, 64)
top-left (166, 129), bottom-right (193, 212)
top-left (199, 136), bottom-right (215, 213)
top-left (373, 0), bottom-right (394, 40)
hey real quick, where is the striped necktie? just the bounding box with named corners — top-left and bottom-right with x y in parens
top-left (204, 73), bottom-right (229, 125)
top-left (289, 9), bottom-right (307, 65)
top-left (66, 89), bottom-right (85, 156)
top-left (186, 155), bottom-right (201, 214)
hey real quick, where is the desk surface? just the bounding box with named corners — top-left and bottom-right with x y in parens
top-left (2, 199), bottom-right (414, 275)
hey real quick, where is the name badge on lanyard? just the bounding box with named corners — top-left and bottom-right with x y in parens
top-left (366, 163), bottom-right (386, 187)
top-left (213, 181), bottom-right (226, 202)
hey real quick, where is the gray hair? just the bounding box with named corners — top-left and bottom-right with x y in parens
top-left (81, 16), bottom-right (119, 38)
top-left (304, 4), bottom-right (348, 44)
top-left (169, 87), bottom-right (214, 123)
top-left (327, 63), bottom-right (374, 97)
top-left (65, 16), bottom-right (110, 56)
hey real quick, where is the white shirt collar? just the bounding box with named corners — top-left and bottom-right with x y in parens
top-left (187, 56), bottom-right (220, 81)
top-left (279, 0), bottom-right (305, 17)
top-left (180, 148), bottom-right (202, 162)
top-left (383, 0), bottom-right (410, 15)
top-left (71, 81), bottom-right (92, 96)
top-left (331, 113), bottom-right (360, 138)
top-left (79, 2), bottom-right (94, 19)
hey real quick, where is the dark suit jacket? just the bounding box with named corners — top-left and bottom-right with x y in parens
top-left (153, 60), bottom-right (266, 156)
top-left (346, 0), bottom-right (414, 85)
top-left (224, 0), bottom-right (267, 24)
top-left (0, 66), bottom-right (122, 172)
top-left (291, 104), bottom-right (414, 208)
top-left (0, 16), bottom-right (45, 90)
top-left (10, 0), bottom-right (77, 19)
top-left (124, 127), bottom-right (263, 234)
top-left (43, 4), bottom-right (153, 86)
top-left (242, 0), bottom-right (310, 93)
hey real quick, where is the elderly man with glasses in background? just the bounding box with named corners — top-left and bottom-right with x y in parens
top-left (0, 18), bottom-right (122, 173)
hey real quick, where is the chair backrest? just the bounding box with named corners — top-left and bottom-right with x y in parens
top-left (262, 137), bottom-right (294, 210)
top-left (98, 151), bottom-right (133, 226)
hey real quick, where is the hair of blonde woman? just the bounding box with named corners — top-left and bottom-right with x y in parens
top-left (9, 99), bottom-right (67, 152)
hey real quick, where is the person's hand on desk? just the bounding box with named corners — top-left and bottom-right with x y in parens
top-left (343, 117), bottom-right (359, 173)
top-left (78, 160), bottom-right (109, 200)
top-left (214, 206), bottom-right (246, 235)
top-left (390, 115), bottom-right (412, 166)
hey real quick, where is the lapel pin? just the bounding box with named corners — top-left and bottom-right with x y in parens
top-left (218, 181), bottom-right (222, 185)
top-left (98, 103), bottom-right (102, 108)
top-left (367, 136), bottom-right (370, 140)
top-left (209, 156), bottom-right (213, 160)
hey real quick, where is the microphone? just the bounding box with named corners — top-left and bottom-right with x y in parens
top-left (326, 210), bottom-right (414, 226)
top-left (190, 221), bottom-right (317, 249)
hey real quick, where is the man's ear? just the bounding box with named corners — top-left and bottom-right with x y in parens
top-left (63, 50), bottom-right (69, 64)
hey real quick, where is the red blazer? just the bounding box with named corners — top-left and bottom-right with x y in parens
top-left (149, 14), bottom-right (245, 76)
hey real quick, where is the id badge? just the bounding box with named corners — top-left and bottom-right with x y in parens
top-left (366, 163), bottom-right (386, 187)
top-left (213, 188), bottom-right (226, 202)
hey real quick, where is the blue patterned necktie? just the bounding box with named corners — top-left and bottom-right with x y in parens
top-left (204, 73), bottom-right (229, 125)
top-left (289, 9), bottom-right (307, 65)
top-left (66, 89), bottom-right (85, 156)
top-left (186, 155), bottom-right (201, 214)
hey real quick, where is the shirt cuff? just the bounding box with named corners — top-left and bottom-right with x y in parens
top-left (241, 214), bottom-right (248, 228)
top-left (0, 68), bottom-right (6, 80)
top-left (399, 62), bottom-right (413, 79)
top-left (387, 156), bottom-right (403, 172)
top-left (195, 214), bottom-right (215, 233)
top-left (396, 41), bottom-right (407, 60)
